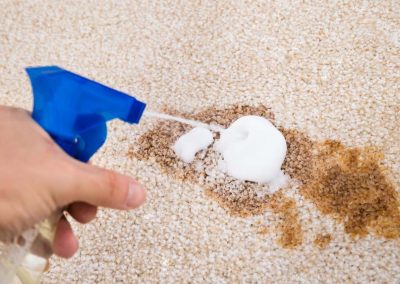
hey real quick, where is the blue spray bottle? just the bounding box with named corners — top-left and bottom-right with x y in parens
top-left (0, 66), bottom-right (146, 283)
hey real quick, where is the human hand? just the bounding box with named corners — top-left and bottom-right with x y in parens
top-left (0, 106), bottom-right (146, 258)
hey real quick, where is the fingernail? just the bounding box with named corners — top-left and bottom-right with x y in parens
top-left (127, 181), bottom-right (144, 208)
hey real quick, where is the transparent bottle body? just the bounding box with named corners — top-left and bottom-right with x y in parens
top-left (0, 211), bottom-right (61, 284)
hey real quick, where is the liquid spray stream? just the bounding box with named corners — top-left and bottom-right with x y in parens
top-left (143, 111), bottom-right (225, 133)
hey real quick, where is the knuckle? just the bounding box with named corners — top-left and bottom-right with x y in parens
top-left (58, 161), bottom-right (84, 204)
top-left (102, 170), bottom-right (122, 201)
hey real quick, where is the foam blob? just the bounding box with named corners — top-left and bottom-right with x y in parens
top-left (215, 116), bottom-right (287, 185)
top-left (172, 127), bottom-right (213, 163)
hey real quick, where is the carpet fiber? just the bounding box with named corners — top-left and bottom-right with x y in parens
top-left (0, 1), bottom-right (399, 283)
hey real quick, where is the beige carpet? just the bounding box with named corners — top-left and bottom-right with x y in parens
top-left (1, 0), bottom-right (399, 283)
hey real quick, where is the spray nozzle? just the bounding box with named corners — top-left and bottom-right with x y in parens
top-left (26, 66), bottom-right (146, 161)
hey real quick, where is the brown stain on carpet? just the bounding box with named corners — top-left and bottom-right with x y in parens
top-left (133, 104), bottom-right (400, 247)
top-left (205, 185), bottom-right (303, 248)
top-left (281, 127), bottom-right (400, 239)
top-left (270, 193), bottom-right (303, 248)
top-left (313, 234), bottom-right (332, 249)
top-left (257, 226), bottom-right (269, 235)
top-left (302, 142), bottom-right (400, 239)
top-left (280, 128), bottom-right (316, 184)
top-left (204, 185), bottom-right (270, 217)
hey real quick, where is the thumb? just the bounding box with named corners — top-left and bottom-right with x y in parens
top-left (62, 161), bottom-right (146, 210)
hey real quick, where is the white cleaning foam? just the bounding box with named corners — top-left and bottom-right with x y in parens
top-left (172, 127), bottom-right (213, 163)
top-left (215, 116), bottom-right (287, 187)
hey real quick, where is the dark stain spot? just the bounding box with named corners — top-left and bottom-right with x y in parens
top-left (132, 104), bottom-right (399, 247)
top-left (314, 234), bottom-right (332, 249)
